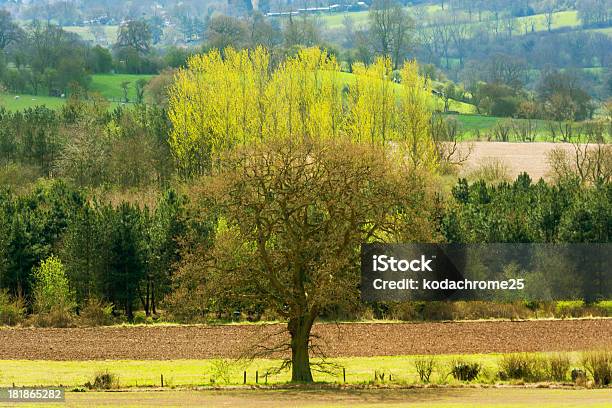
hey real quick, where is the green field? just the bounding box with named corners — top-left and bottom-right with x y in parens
top-left (1, 72), bottom-right (474, 114)
top-left (320, 8), bottom-right (582, 34)
top-left (518, 10), bottom-right (580, 32)
top-left (0, 74), bottom-right (153, 111)
top-left (63, 25), bottom-right (119, 44)
top-left (1, 353), bottom-right (610, 407)
top-left (320, 5), bottom-right (443, 30)
top-left (89, 74), bottom-right (154, 101)
top-left (448, 114), bottom-right (558, 140)
top-left (0, 352), bottom-right (588, 388)
top-left (0, 94), bottom-right (65, 110)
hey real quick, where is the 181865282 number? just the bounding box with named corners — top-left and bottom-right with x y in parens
top-left (0, 388), bottom-right (65, 402)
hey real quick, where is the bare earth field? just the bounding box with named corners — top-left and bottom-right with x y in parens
top-left (461, 142), bottom-right (575, 180)
top-left (0, 320), bottom-right (610, 360)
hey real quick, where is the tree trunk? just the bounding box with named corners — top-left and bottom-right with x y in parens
top-left (151, 283), bottom-right (157, 315)
top-left (288, 313), bottom-right (315, 383)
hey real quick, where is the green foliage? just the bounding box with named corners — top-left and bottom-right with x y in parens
top-left (78, 297), bottom-right (114, 326)
top-left (209, 359), bottom-right (235, 385)
top-left (582, 350), bottom-right (612, 386)
top-left (0, 289), bottom-right (25, 325)
top-left (444, 176), bottom-right (611, 302)
top-left (450, 361), bottom-right (481, 381)
top-left (85, 370), bottom-right (119, 390)
top-left (547, 354), bottom-right (571, 382)
top-left (0, 180), bottom-right (85, 298)
top-left (105, 202), bottom-right (147, 321)
top-left (414, 357), bottom-right (435, 383)
top-left (32, 255), bottom-right (75, 314)
top-left (498, 354), bottom-right (547, 382)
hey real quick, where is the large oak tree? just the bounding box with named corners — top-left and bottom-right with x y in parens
top-left (175, 138), bottom-right (437, 382)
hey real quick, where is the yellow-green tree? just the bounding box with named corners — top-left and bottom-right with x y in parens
top-left (396, 60), bottom-right (437, 171)
top-left (169, 47), bottom-right (438, 176)
top-left (346, 57), bottom-right (397, 145)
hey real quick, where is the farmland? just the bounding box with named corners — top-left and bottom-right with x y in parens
top-left (0, 74), bottom-right (153, 110)
top-left (312, 9), bottom-right (583, 34)
top-left (63, 25), bottom-right (119, 44)
top-left (0, 94), bottom-right (64, 110)
top-left (88, 74), bottom-right (154, 101)
top-left (0, 320), bottom-right (609, 361)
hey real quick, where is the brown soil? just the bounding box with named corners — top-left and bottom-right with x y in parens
top-left (0, 319), bottom-right (610, 360)
top-left (460, 142), bottom-right (575, 180)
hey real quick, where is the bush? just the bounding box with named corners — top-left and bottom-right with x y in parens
top-left (132, 311), bottom-right (147, 324)
top-left (450, 360), bottom-right (481, 381)
top-left (414, 357), bottom-right (435, 383)
top-left (0, 290), bottom-right (25, 326)
top-left (467, 159), bottom-right (510, 184)
top-left (79, 298), bottom-right (114, 326)
top-left (452, 301), bottom-right (532, 320)
top-left (32, 256), bottom-right (76, 314)
top-left (420, 302), bottom-right (455, 321)
top-left (582, 350), bottom-right (612, 386)
top-left (209, 359), bottom-right (234, 385)
top-left (85, 371), bottom-right (119, 390)
top-left (547, 354), bottom-right (571, 382)
top-left (30, 304), bottom-right (75, 328)
top-left (499, 354), bottom-right (547, 382)
top-left (571, 368), bottom-right (587, 384)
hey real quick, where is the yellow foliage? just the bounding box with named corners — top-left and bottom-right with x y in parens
top-left (168, 47), bottom-right (437, 176)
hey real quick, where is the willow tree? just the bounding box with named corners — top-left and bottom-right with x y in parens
top-left (169, 47), bottom-right (437, 175)
top-left (347, 57), bottom-right (397, 144)
top-left (168, 47), bottom-right (344, 176)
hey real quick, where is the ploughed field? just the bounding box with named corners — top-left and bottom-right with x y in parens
top-left (0, 319), bottom-right (610, 360)
top-left (461, 142), bottom-right (575, 180)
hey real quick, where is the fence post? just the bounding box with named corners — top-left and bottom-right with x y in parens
top-left (161, 374), bottom-right (164, 387)
top-left (243, 371), bottom-right (247, 384)
top-left (256, 371), bottom-right (259, 384)
top-left (343, 368), bottom-right (346, 383)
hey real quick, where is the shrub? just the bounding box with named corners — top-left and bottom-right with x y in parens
top-left (0, 290), bottom-right (25, 326)
top-left (582, 350), bottom-right (612, 386)
top-left (132, 311), bottom-right (150, 324)
top-left (32, 256), bottom-right (76, 314)
top-left (466, 159), bottom-right (510, 184)
top-left (420, 301), bottom-right (455, 321)
top-left (209, 359), bottom-right (233, 385)
top-left (492, 119), bottom-right (513, 142)
top-left (85, 371), bottom-right (119, 389)
top-left (414, 357), bottom-right (435, 383)
top-left (499, 354), bottom-right (547, 382)
top-left (79, 298), bottom-right (114, 326)
top-left (571, 368), bottom-right (587, 384)
top-left (30, 304), bottom-right (75, 328)
top-left (450, 360), bottom-right (481, 381)
top-left (547, 354), bottom-right (571, 382)
top-left (452, 301), bottom-right (532, 320)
